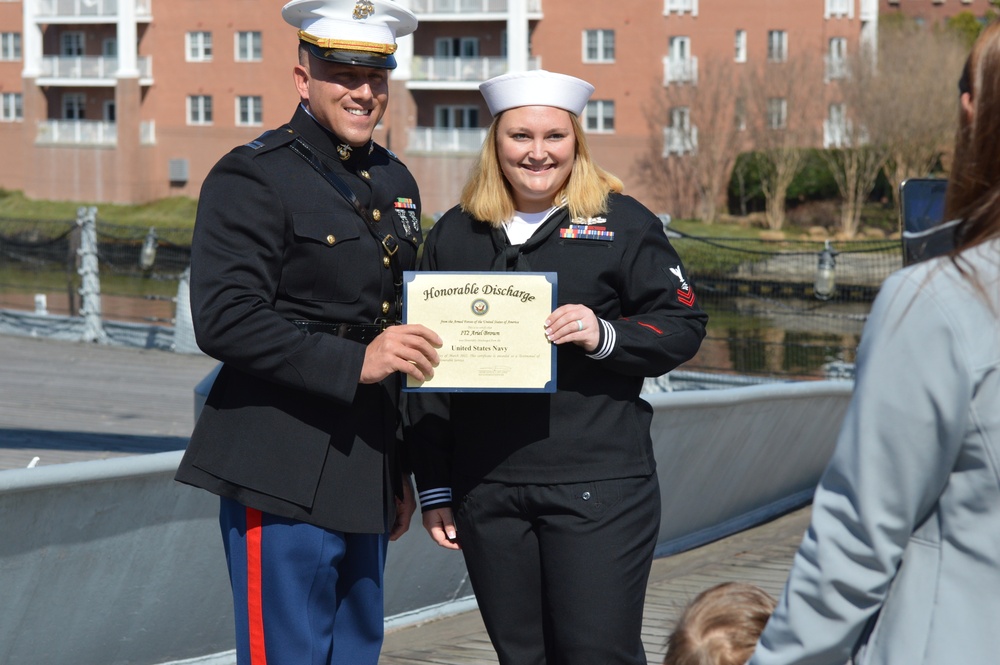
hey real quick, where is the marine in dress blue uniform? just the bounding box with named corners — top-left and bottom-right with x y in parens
top-left (174, 2), bottom-right (440, 663)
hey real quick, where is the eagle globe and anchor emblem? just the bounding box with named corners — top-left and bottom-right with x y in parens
top-left (471, 299), bottom-right (489, 316)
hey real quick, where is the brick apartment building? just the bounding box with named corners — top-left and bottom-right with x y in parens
top-left (0, 0), bottom-right (987, 216)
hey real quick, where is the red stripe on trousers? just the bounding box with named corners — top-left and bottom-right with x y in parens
top-left (246, 508), bottom-right (268, 665)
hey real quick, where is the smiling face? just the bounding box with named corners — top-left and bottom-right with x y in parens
top-left (495, 105), bottom-right (577, 213)
top-left (293, 54), bottom-right (388, 147)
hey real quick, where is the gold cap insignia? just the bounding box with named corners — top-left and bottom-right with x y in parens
top-left (353, 0), bottom-right (375, 20)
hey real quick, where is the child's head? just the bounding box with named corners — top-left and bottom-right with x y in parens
top-left (663, 582), bottom-right (777, 665)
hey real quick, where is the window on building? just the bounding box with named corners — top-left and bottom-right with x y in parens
top-left (767, 30), bottom-right (787, 63)
top-left (584, 100), bottom-right (615, 133)
top-left (734, 97), bottom-right (747, 131)
top-left (664, 0), bottom-right (698, 15)
top-left (61, 32), bottom-right (85, 57)
top-left (0, 92), bottom-right (22, 121)
top-left (188, 95), bottom-right (213, 125)
top-left (435, 37), bottom-right (479, 57)
top-left (62, 93), bottom-right (86, 120)
top-left (186, 31), bottom-right (212, 62)
top-left (663, 106), bottom-right (696, 155)
top-left (583, 30), bottom-right (615, 63)
top-left (767, 97), bottom-right (787, 129)
top-left (1, 32), bottom-right (21, 61)
top-left (237, 96), bottom-right (263, 126)
top-left (435, 105), bottom-right (479, 129)
top-left (102, 38), bottom-right (117, 57)
top-left (827, 37), bottom-right (847, 81)
top-left (825, 0), bottom-right (850, 18)
top-left (826, 102), bottom-right (847, 147)
top-left (667, 36), bottom-right (696, 84)
top-left (236, 31), bottom-right (262, 62)
top-left (734, 29), bottom-right (747, 63)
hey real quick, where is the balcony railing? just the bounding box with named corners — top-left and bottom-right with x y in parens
top-left (408, 127), bottom-right (488, 154)
top-left (35, 119), bottom-right (156, 146)
top-left (37, 119), bottom-right (116, 145)
top-left (39, 55), bottom-right (153, 82)
top-left (410, 0), bottom-right (541, 14)
top-left (411, 56), bottom-right (539, 82)
top-left (662, 126), bottom-right (698, 156)
top-left (34, 0), bottom-right (153, 19)
top-left (663, 56), bottom-right (698, 86)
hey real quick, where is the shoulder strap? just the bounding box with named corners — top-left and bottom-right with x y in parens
top-left (287, 135), bottom-right (403, 323)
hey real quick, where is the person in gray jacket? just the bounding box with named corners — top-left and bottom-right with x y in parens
top-left (748, 21), bottom-right (1000, 665)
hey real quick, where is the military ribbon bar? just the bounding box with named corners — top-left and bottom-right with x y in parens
top-left (559, 224), bottom-right (615, 241)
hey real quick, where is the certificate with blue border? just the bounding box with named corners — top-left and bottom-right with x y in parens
top-left (403, 271), bottom-right (557, 392)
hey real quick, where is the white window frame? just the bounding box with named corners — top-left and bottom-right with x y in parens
top-left (0, 92), bottom-right (22, 121)
top-left (61, 31), bottom-right (85, 57)
top-left (0, 32), bottom-right (21, 61)
top-left (584, 100), bottom-right (615, 133)
top-left (663, 106), bottom-right (696, 156)
top-left (435, 105), bottom-right (479, 129)
top-left (186, 31), bottom-right (212, 62)
top-left (583, 29), bottom-right (615, 63)
top-left (827, 37), bottom-right (848, 81)
top-left (734, 97), bottom-right (747, 132)
top-left (824, 0), bottom-right (853, 19)
top-left (767, 30), bottom-right (788, 63)
top-left (435, 37), bottom-right (479, 57)
top-left (236, 95), bottom-right (263, 126)
top-left (102, 37), bottom-right (117, 57)
top-left (187, 95), bottom-right (213, 125)
top-left (734, 29), bottom-right (747, 63)
top-left (767, 97), bottom-right (787, 130)
top-left (664, 0), bottom-right (698, 16)
top-left (62, 93), bottom-right (86, 120)
top-left (235, 31), bottom-right (262, 62)
top-left (825, 102), bottom-right (848, 147)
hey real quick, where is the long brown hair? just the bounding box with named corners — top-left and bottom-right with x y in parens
top-left (944, 21), bottom-right (1000, 255)
top-left (459, 112), bottom-right (623, 226)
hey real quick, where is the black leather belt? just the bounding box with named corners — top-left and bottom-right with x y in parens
top-left (292, 320), bottom-right (385, 345)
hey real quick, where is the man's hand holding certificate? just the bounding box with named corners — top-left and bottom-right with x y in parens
top-left (403, 271), bottom-right (557, 392)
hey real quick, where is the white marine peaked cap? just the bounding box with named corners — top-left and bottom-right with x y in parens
top-left (282, 0), bottom-right (418, 70)
top-left (479, 70), bottom-right (595, 116)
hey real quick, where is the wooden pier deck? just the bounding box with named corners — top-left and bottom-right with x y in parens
top-left (0, 333), bottom-right (807, 664)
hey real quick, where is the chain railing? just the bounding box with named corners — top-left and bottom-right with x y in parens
top-left (0, 214), bottom-right (907, 379)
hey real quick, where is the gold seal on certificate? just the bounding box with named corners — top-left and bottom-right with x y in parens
top-left (403, 271), bottom-right (557, 392)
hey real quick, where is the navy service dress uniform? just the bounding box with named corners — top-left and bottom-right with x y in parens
top-left (175, 104), bottom-right (421, 664)
top-left (407, 193), bottom-right (708, 665)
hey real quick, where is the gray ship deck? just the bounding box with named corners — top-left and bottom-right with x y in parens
top-left (0, 333), bottom-right (807, 664)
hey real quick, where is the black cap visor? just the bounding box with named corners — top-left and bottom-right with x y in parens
top-left (305, 42), bottom-right (397, 70)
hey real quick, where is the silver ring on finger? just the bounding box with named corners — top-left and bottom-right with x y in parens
top-left (576, 319), bottom-right (584, 332)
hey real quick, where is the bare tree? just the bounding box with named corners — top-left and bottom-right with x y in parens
top-left (873, 23), bottom-right (967, 207)
top-left (742, 56), bottom-right (823, 231)
top-left (821, 47), bottom-right (890, 238)
top-left (634, 56), bottom-right (747, 223)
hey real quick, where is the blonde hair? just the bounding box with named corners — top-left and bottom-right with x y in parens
top-left (460, 112), bottom-right (624, 226)
top-left (663, 583), bottom-right (777, 665)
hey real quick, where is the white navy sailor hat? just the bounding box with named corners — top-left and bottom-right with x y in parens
top-left (479, 70), bottom-right (595, 117)
top-left (282, 0), bottom-right (418, 70)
